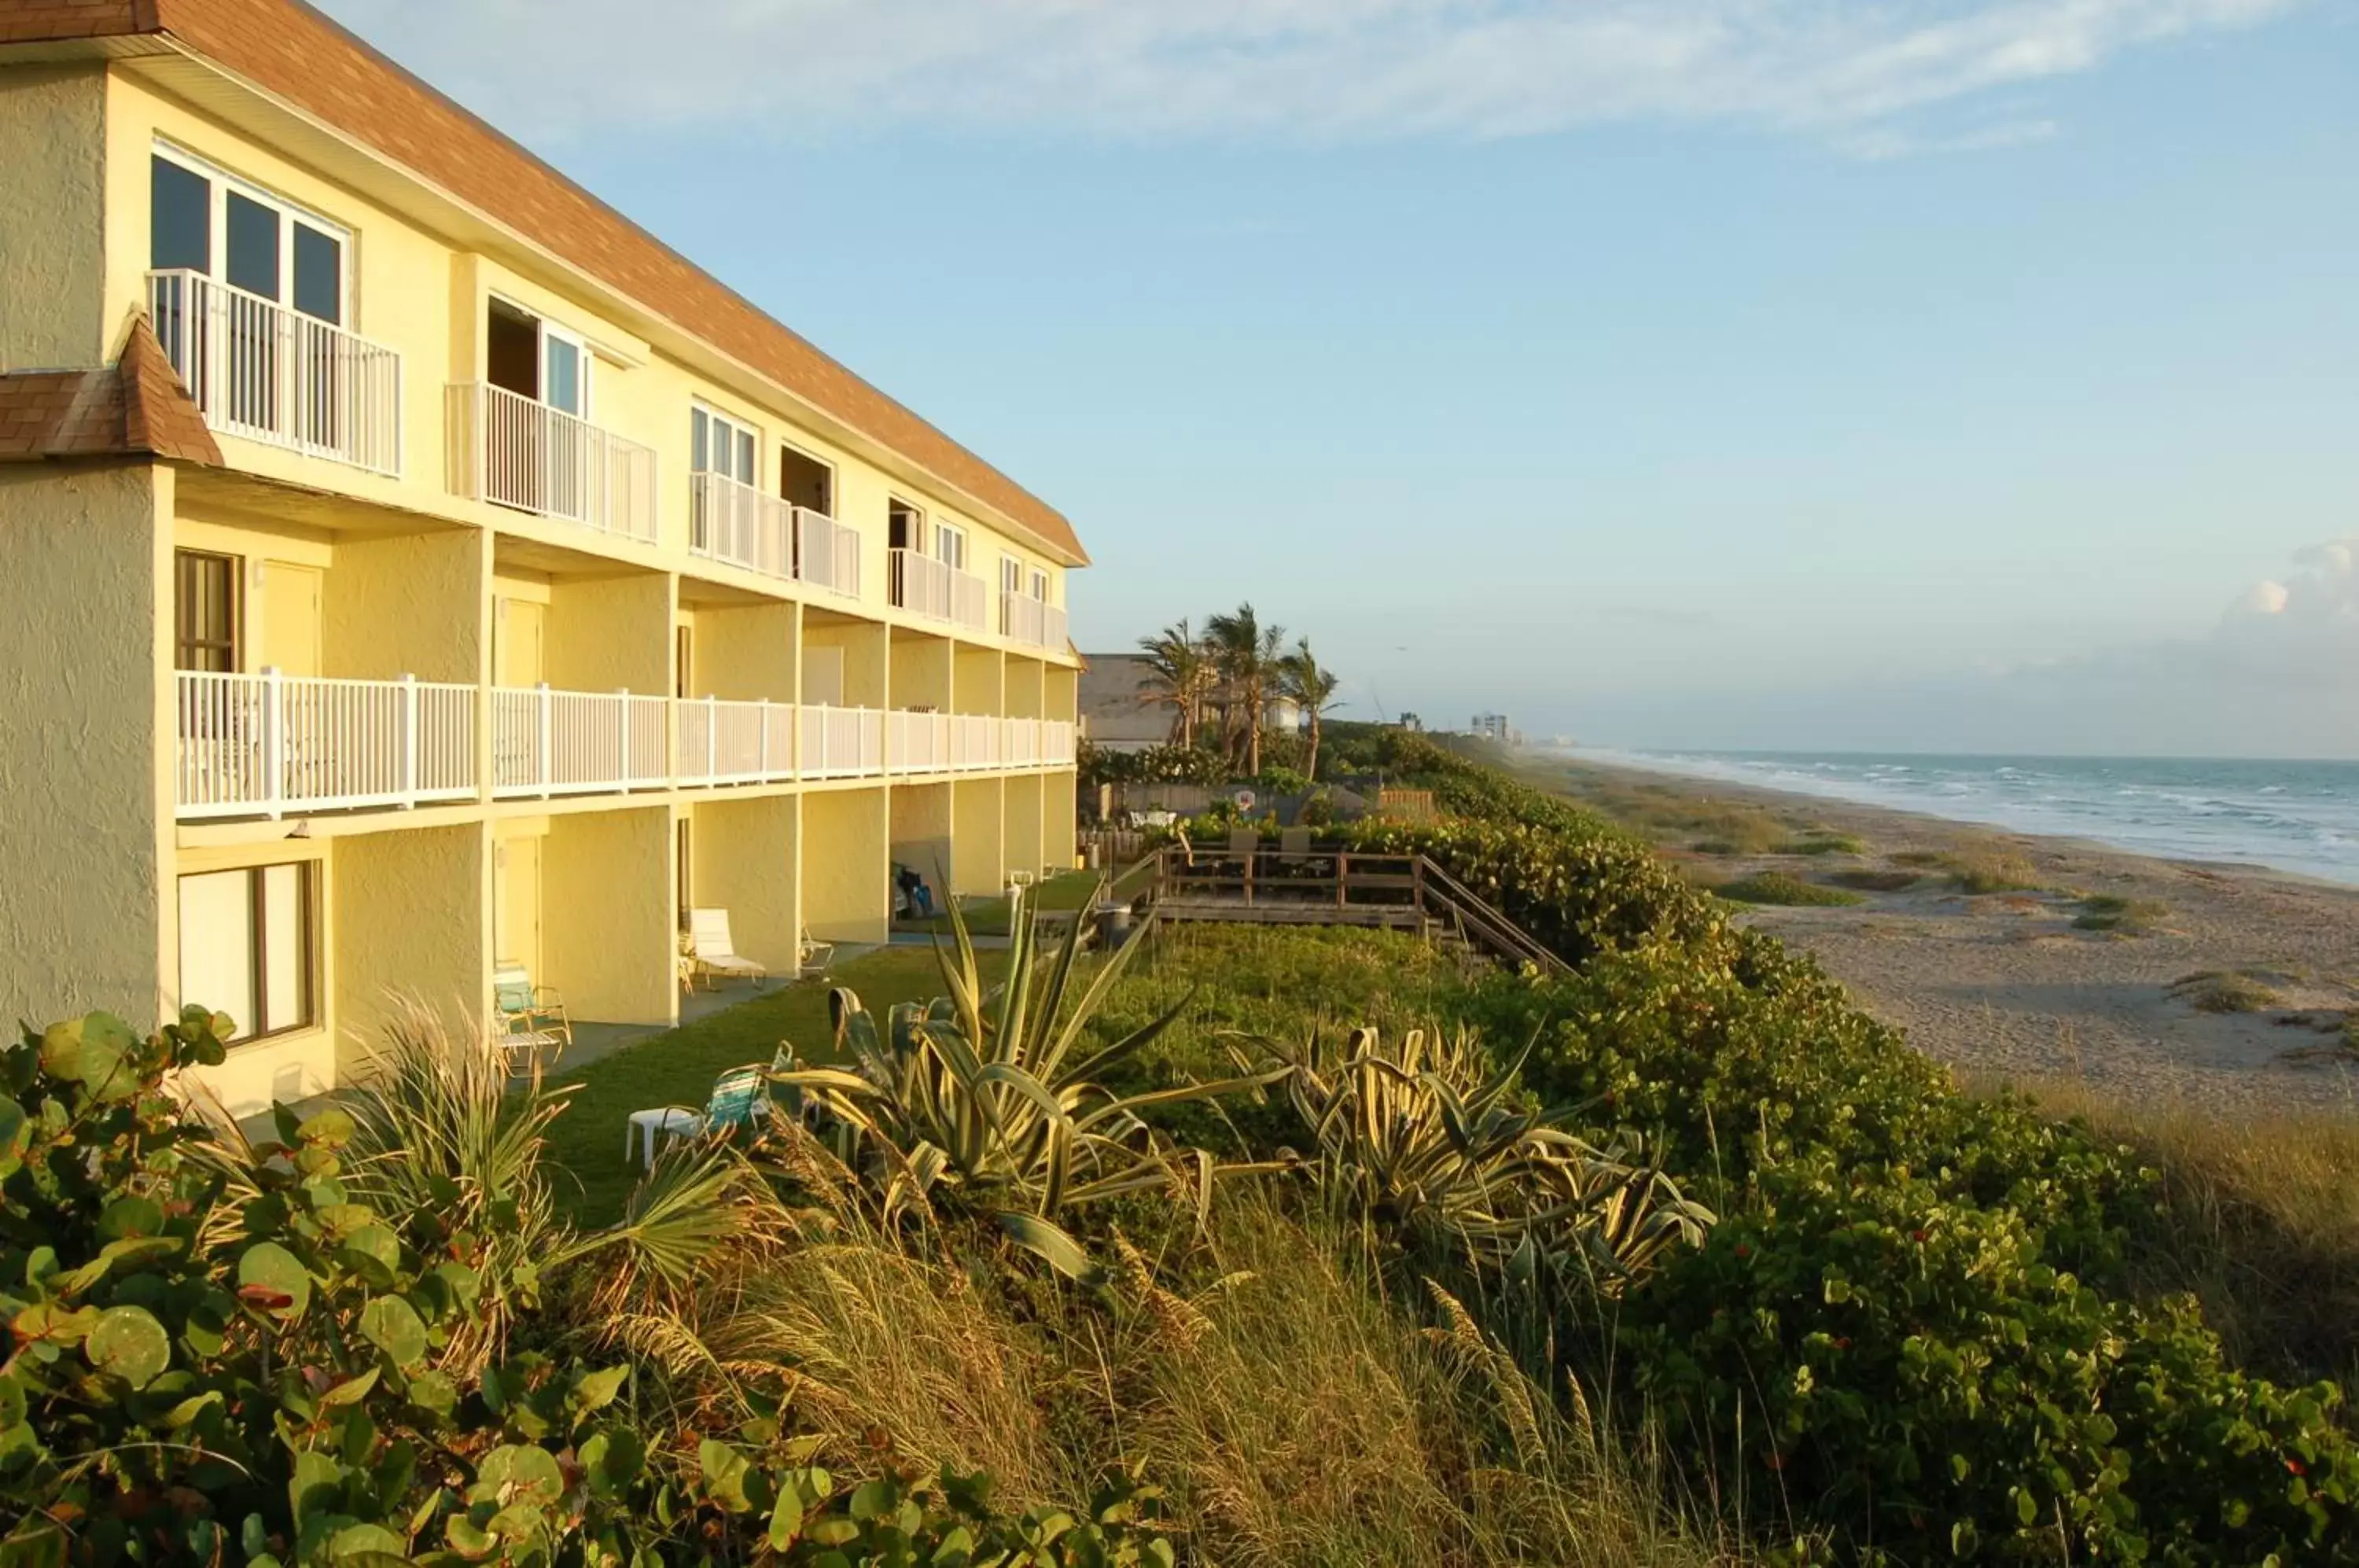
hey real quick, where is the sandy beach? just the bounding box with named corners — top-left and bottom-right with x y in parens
top-left (1537, 756), bottom-right (2359, 1114)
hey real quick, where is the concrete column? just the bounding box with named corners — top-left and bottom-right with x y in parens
top-left (951, 777), bottom-right (1006, 897)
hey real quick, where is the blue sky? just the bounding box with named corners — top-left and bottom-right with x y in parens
top-left (328, 0), bottom-right (2359, 755)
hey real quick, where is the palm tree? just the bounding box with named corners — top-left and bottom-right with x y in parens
top-left (1279, 639), bottom-right (1344, 782)
top-left (1136, 620), bottom-right (1216, 749)
top-left (1205, 603), bottom-right (1286, 777)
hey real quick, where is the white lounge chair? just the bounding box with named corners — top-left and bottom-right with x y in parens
top-left (799, 928), bottom-right (836, 981)
top-left (686, 907), bottom-right (766, 989)
top-left (491, 961), bottom-right (570, 1067)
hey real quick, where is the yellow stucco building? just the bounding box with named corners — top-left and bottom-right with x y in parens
top-left (0, 0), bottom-right (1084, 1115)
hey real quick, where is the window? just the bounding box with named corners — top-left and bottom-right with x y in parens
top-left (691, 407), bottom-right (757, 484)
top-left (487, 299), bottom-right (591, 416)
top-left (175, 550), bottom-right (241, 672)
top-left (934, 524), bottom-right (967, 572)
top-left (779, 444), bottom-right (833, 515)
top-left (178, 863), bottom-right (315, 1043)
top-left (1029, 568), bottom-right (1050, 603)
top-left (150, 145), bottom-right (345, 325)
top-left (887, 499), bottom-right (924, 554)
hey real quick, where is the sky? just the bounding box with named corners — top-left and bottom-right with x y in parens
top-left (322, 0), bottom-right (2359, 756)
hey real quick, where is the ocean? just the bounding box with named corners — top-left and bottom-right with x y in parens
top-left (1572, 749), bottom-right (2359, 888)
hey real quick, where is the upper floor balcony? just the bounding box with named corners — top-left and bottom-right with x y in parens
top-left (172, 672), bottom-right (1076, 820)
top-left (1001, 592), bottom-right (1069, 652)
top-left (148, 271), bottom-right (403, 477)
top-left (889, 549), bottom-right (988, 634)
top-left (446, 381), bottom-right (660, 544)
top-left (688, 472), bottom-right (862, 598)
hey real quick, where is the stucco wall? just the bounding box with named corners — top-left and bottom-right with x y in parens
top-left (804, 620), bottom-right (889, 708)
top-left (542, 805), bottom-right (672, 1024)
top-left (689, 796), bottom-right (800, 974)
top-left (889, 632), bottom-right (951, 712)
top-left (955, 646), bottom-right (1003, 716)
top-left (1044, 771), bottom-right (1079, 871)
top-left (1004, 773), bottom-right (1046, 884)
top-left (951, 777), bottom-right (1006, 897)
top-left (691, 601), bottom-right (796, 702)
top-left (323, 527), bottom-right (488, 684)
top-left (0, 64), bottom-right (106, 370)
top-left (1006, 658), bottom-right (1046, 720)
top-left (0, 463), bottom-right (168, 1026)
top-left (800, 787), bottom-right (887, 944)
top-left (889, 783), bottom-right (953, 905)
top-left (1044, 666), bottom-right (1078, 724)
top-left (547, 572), bottom-right (672, 694)
top-left (331, 821), bottom-right (489, 1077)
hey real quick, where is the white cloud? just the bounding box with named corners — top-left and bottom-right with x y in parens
top-left (315, 0), bottom-right (2301, 146)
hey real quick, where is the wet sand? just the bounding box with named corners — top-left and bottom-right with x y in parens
top-left (1539, 756), bottom-right (2359, 1114)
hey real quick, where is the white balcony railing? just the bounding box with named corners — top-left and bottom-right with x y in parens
top-left (448, 383), bottom-right (659, 543)
top-left (175, 671), bottom-right (475, 818)
top-left (890, 550), bottom-right (988, 632)
top-left (1000, 593), bottom-right (1069, 650)
top-left (173, 684), bottom-right (1069, 819)
top-left (797, 508), bottom-right (862, 599)
top-left (690, 471), bottom-right (795, 579)
top-left (148, 271), bottom-right (403, 477)
top-left (491, 686), bottom-right (671, 798)
top-left (800, 705), bottom-right (885, 780)
top-left (675, 696), bottom-right (797, 786)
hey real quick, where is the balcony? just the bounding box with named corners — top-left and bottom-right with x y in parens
top-left (1001, 592), bottom-right (1069, 651)
top-left (675, 696), bottom-right (797, 786)
top-left (175, 688), bottom-right (1076, 819)
top-left (175, 671), bottom-right (475, 819)
top-left (447, 382), bottom-right (659, 543)
top-left (688, 473), bottom-right (863, 599)
top-left (148, 271), bottom-right (403, 477)
top-left (490, 686), bottom-right (670, 797)
top-left (889, 549), bottom-right (988, 632)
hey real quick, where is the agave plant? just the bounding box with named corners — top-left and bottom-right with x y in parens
top-left (1265, 1025), bottom-right (1713, 1295)
top-left (775, 881), bottom-right (1287, 1279)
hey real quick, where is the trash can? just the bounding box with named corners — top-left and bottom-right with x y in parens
top-left (1096, 900), bottom-right (1135, 950)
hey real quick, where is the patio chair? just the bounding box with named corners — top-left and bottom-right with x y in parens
top-left (686, 907), bottom-right (767, 989)
top-left (1276, 825), bottom-right (1333, 882)
top-left (1224, 827), bottom-right (1261, 878)
top-left (626, 1063), bottom-right (770, 1169)
top-left (491, 962), bottom-right (570, 1068)
top-left (799, 927), bottom-right (836, 981)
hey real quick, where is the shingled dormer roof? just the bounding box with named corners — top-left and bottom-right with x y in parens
top-left (0, 0), bottom-right (1087, 565)
top-left (0, 318), bottom-right (224, 465)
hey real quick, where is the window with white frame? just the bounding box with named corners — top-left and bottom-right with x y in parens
top-left (178, 863), bottom-right (317, 1043)
top-left (1000, 555), bottom-right (1022, 597)
top-left (691, 406), bottom-right (758, 486)
top-left (934, 524), bottom-right (967, 572)
top-left (151, 144), bottom-right (348, 325)
top-left (1029, 568), bottom-right (1050, 603)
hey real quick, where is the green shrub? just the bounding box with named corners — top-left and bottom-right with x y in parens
top-left (1830, 869), bottom-right (1923, 893)
top-left (2171, 970), bottom-right (2283, 1014)
top-left (2076, 895), bottom-right (2170, 934)
top-left (1785, 831), bottom-right (1865, 856)
top-left (1714, 871), bottom-right (1864, 907)
top-left (1947, 851), bottom-right (2042, 894)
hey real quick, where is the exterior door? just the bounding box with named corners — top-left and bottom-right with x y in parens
top-left (259, 564), bottom-right (322, 678)
top-left (497, 599), bottom-right (546, 688)
top-left (495, 837), bottom-right (543, 976)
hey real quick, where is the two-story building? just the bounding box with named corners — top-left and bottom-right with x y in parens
top-left (0, 0), bottom-right (1084, 1115)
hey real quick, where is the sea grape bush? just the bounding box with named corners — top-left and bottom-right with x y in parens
top-left (0, 1010), bottom-right (1172, 1566)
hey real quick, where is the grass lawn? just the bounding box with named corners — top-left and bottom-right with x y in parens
top-left (899, 868), bottom-right (1102, 936)
top-left (544, 945), bottom-right (987, 1226)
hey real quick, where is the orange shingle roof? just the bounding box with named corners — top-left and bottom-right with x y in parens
top-left (0, 0), bottom-right (1087, 563)
top-left (0, 319), bottom-right (223, 464)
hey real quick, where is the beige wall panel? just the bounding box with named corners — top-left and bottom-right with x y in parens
top-left (542, 806), bottom-right (672, 1025)
top-left (1004, 772), bottom-right (1046, 885)
top-left (889, 633), bottom-right (952, 711)
top-left (688, 795), bottom-right (800, 975)
top-left (331, 821), bottom-right (489, 1078)
top-left (692, 601), bottom-right (797, 702)
top-left (954, 646), bottom-right (1003, 716)
top-left (0, 464), bottom-right (169, 1026)
top-left (951, 777), bottom-right (1006, 899)
top-left (1006, 658), bottom-right (1046, 720)
top-left (323, 528), bottom-right (488, 684)
top-left (1044, 771), bottom-right (1079, 872)
top-left (804, 620), bottom-right (888, 707)
top-left (889, 783), bottom-right (953, 908)
top-left (547, 572), bottom-right (672, 694)
top-left (0, 64), bottom-right (106, 370)
top-left (800, 787), bottom-right (888, 944)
